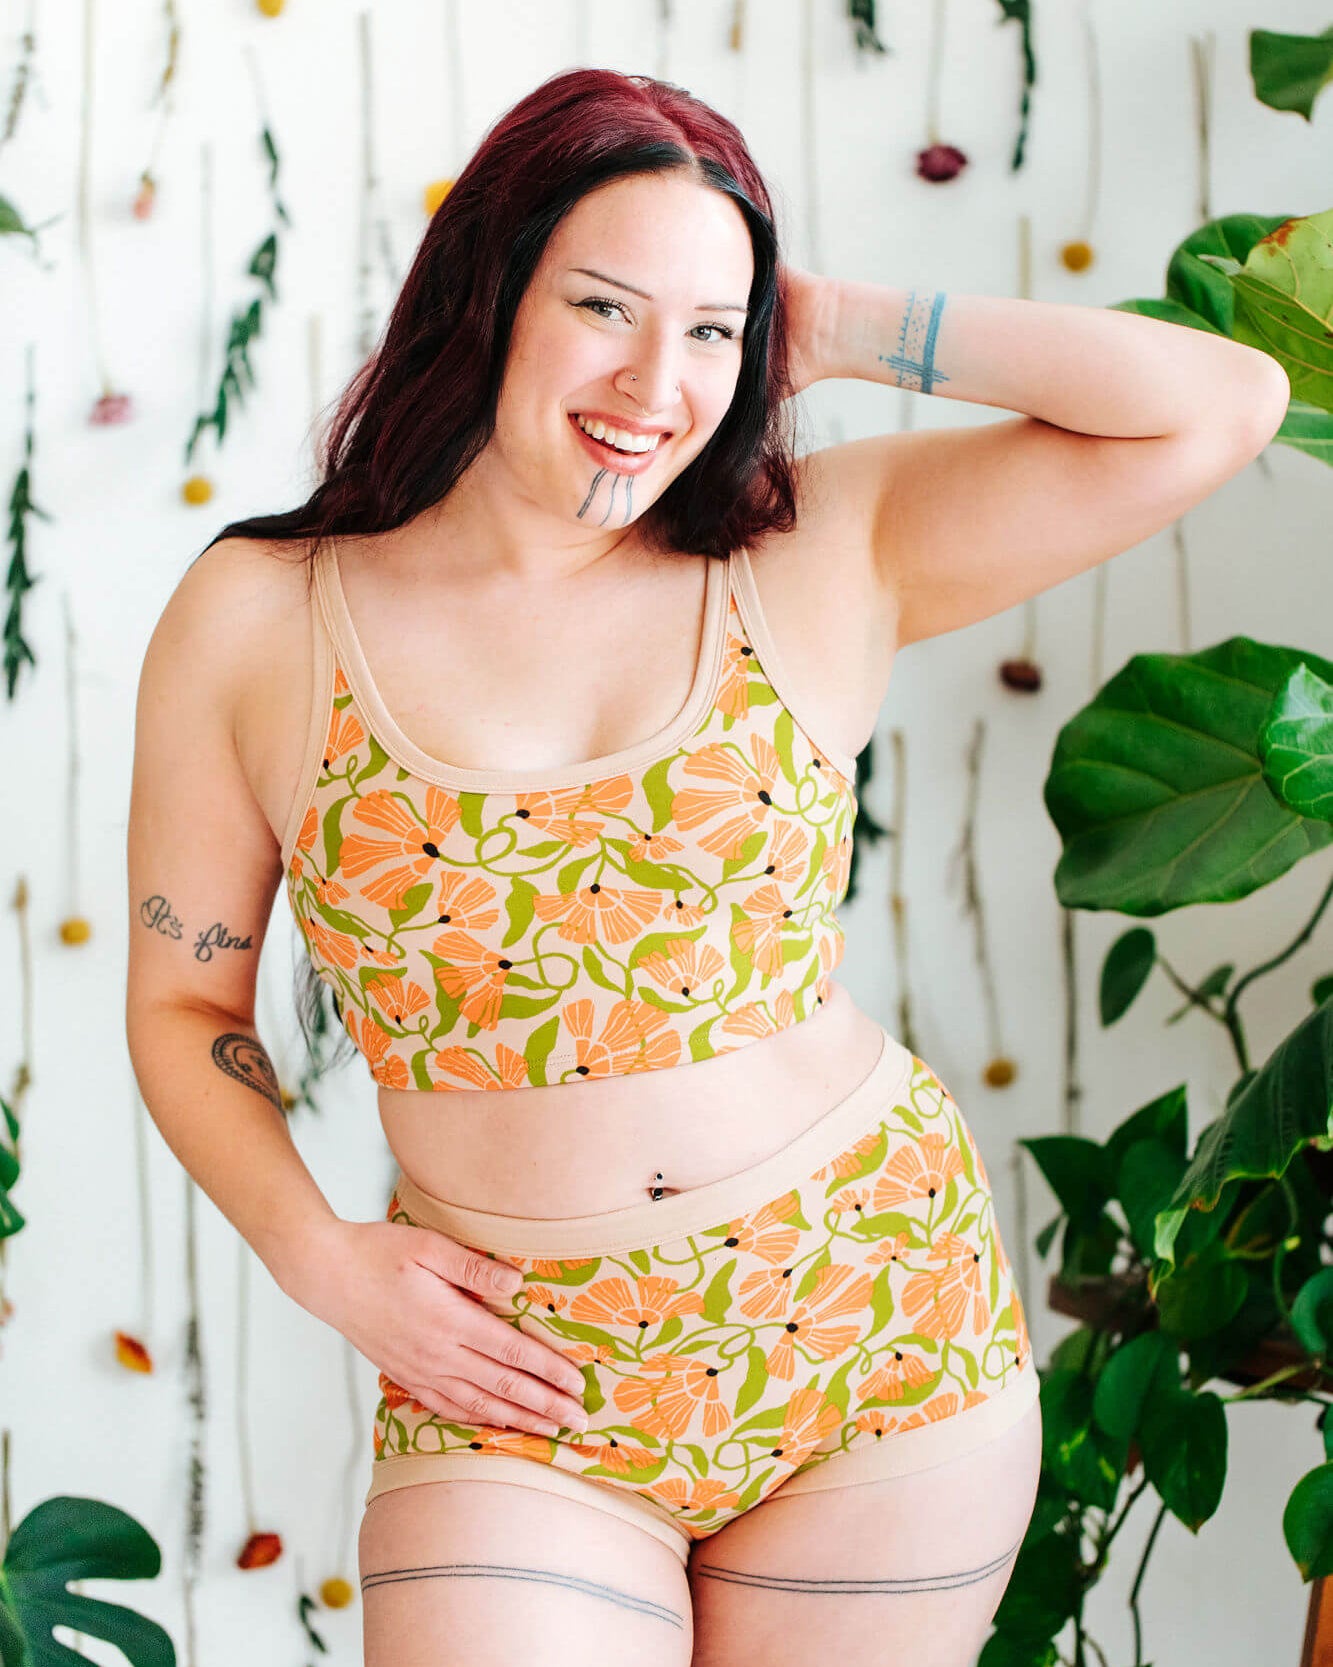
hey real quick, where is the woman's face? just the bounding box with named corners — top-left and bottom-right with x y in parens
top-left (493, 171), bottom-right (755, 532)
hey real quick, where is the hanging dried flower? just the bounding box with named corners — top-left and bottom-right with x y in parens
top-left (984, 1056), bottom-right (1017, 1088)
top-left (1061, 240), bottom-right (1094, 272)
top-left (847, 0), bottom-right (889, 56)
top-left (320, 1576), bottom-right (354, 1608)
top-left (256, 0), bottom-right (285, 14)
top-left (89, 392), bottom-right (133, 425)
top-left (916, 142), bottom-right (967, 182)
top-left (999, 656), bottom-right (1043, 692)
top-left (181, 475), bottom-right (214, 505)
top-left (59, 916), bottom-right (91, 944)
top-left (423, 177), bottom-right (455, 217)
top-left (238, 1530), bottom-right (283, 1568)
top-left (132, 174), bottom-right (157, 221)
top-left (114, 1330), bottom-right (154, 1373)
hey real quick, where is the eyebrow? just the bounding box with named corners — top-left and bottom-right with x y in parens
top-left (568, 267), bottom-right (749, 314)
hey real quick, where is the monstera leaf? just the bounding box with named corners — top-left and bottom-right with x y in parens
top-left (1044, 638), bottom-right (1333, 914)
top-left (0, 1496), bottom-right (174, 1666)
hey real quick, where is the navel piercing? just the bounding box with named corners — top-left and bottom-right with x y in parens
top-left (648, 1171), bottom-right (681, 1202)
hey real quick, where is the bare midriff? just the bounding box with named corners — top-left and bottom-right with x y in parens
top-left (376, 978), bottom-right (889, 1218)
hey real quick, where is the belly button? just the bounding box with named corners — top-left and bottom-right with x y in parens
top-left (647, 1171), bottom-right (681, 1202)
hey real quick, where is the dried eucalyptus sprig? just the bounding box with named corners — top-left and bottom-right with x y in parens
top-left (1, 2), bottom-right (38, 149)
top-left (6, 345), bottom-right (50, 702)
top-left (847, 0), bottom-right (889, 56)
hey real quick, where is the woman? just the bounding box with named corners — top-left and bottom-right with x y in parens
top-left (126, 67), bottom-right (1288, 1667)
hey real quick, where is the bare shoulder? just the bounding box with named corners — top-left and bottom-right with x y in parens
top-left (741, 441), bottom-right (903, 767)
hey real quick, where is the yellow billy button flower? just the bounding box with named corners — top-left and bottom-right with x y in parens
top-left (1060, 240), bottom-right (1094, 272)
top-left (321, 1576), bottom-right (355, 1608)
top-left (423, 178), bottom-right (455, 216)
top-left (60, 917), bottom-right (92, 945)
top-left (984, 1056), bottom-right (1017, 1089)
top-left (182, 475), bottom-right (214, 506)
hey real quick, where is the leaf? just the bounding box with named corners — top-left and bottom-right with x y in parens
top-left (1094, 1330), bottom-right (1179, 1442)
top-left (1291, 1267), bottom-right (1333, 1357)
top-left (733, 1346), bottom-right (769, 1421)
top-left (1285, 1461), bottom-right (1333, 1580)
top-left (1019, 1136), bottom-right (1113, 1224)
top-left (1104, 1087), bottom-right (1189, 1170)
top-left (1223, 209), bottom-right (1333, 413)
top-left (989, 1525), bottom-right (1084, 1645)
top-left (1100, 926), bottom-right (1156, 1024)
top-left (1250, 26), bottom-right (1333, 121)
top-left (1140, 1388), bottom-right (1227, 1531)
top-left (1259, 662), bottom-right (1333, 822)
top-left (1117, 1138), bottom-right (1188, 1260)
top-left (1044, 638), bottom-right (1333, 916)
top-left (1154, 1242), bottom-right (1248, 1341)
top-left (1155, 996), bottom-right (1333, 1263)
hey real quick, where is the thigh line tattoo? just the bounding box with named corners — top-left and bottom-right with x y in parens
top-left (360, 1562), bottom-right (686, 1629)
top-left (691, 1535), bottom-right (1023, 1596)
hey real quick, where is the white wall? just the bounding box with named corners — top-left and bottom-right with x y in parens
top-left (3, 0), bottom-right (1330, 1661)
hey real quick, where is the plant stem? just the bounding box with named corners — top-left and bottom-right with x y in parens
top-left (1129, 1501), bottom-right (1169, 1666)
top-left (1224, 1360), bottom-right (1316, 1403)
top-left (1099, 1473), bottom-right (1150, 1558)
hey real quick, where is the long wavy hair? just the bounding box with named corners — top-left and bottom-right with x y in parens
top-left (201, 67), bottom-right (804, 1075)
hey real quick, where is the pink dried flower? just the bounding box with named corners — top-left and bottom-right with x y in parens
top-left (89, 392), bottom-right (134, 425)
top-left (916, 143), bottom-right (968, 182)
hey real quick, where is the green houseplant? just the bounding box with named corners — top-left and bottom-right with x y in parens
top-left (979, 204), bottom-right (1333, 1667)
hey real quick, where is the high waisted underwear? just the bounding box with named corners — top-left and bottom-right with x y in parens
top-left (367, 1024), bottom-right (1038, 1565)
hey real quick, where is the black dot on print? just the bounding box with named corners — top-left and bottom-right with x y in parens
top-left (322, 756), bottom-right (330, 770)
top-left (546, 1303), bottom-right (557, 1313)
top-left (741, 645), bottom-right (753, 658)
top-left (771, 1443), bottom-right (784, 1458)
top-left (498, 959), bottom-right (512, 970)
top-left (516, 807), bottom-right (530, 818)
top-left (724, 1236), bottom-right (739, 1247)
top-left (638, 1319), bottom-right (649, 1330)
top-left (757, 790), bottom-right (772, 805)
top-left (781, 1268), bottom-right (793, 1279)
top-left (764, 864), bottom-right (775, 875)
top-left (813, 758), bottom-right (822, 768)
top-left (706, 1366), bottom-right (719, 1377)
top-left (973, 1253), bottom-right (981, 1263)
top-left (609, 1438), bottom-right (619, 1448)
top-left (854, 1202), bottom-right (863, 1213)
top-left (679, 985), bottom-right (690, 997)
top-left (590, 883), bottom-right (601, 894)
top-left (928, 1187), bottom-right (937, 1197)
top-left (894, 1351), bottom-right (903, 1361)
top-left (816, 995), bottom-right (824, 1005)
top-left (782, 909), bottom-right (792, 919)
top-left (438, 913), bottom-right (451, 924)
top-left (785, 1321), bottom-right (799, 1334)
top-left (423, 841), bottom-right (439, 858)
top-left (576, 1064), bottom-right (590, 1076)
top-left (468, 1440), bottom-right (483, 1451)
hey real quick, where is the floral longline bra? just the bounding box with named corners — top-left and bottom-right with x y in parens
top-left (279, 542), bottom-right (859, 1092)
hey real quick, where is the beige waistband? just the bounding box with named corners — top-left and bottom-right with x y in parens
top-left (390, 1026), bottom-right (917, 1257)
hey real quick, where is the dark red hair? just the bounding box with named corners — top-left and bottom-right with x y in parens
top-left (202, 68), bottom-right (803, 1071)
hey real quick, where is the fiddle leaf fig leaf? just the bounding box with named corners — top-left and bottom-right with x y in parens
top-left (1155, 996), bottom-right (1333, 1264)
top-left (1100, 927), bottom-right (1156, 1024)
top-left (1259, 662), bottom-right (1333, 822)
top-left (1250, 26), bottom-right (1333, 122)
top-left (1216, 208), bottom-right (1333, 413)
top-left (1284, 1461), bottom-right (1333, 1581)
top-left (1045, 638), bottom-right (1333, 916)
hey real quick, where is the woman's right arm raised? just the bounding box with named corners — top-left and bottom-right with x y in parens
top-left (124, 543), bottom-right (590, 1439)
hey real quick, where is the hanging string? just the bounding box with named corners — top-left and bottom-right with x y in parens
top-left (446, 0), bottom-right (466, 167)
top-left (198, 141), bottom-right (215, 424)
top-left (886, 729), bottom-right (917, 1056)
top-left (61, 592), bottom-right (81, 916)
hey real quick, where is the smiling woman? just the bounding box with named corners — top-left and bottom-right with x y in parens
top-left (127, 65), bottom-right (1041, 1667)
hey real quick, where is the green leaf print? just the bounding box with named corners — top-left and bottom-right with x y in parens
top-left (582, 946), bottom-right (631, 998)
top-left (641, 753), bottom-right (677, 831)
top-left (630, 926), bottom-right (707, 967)
top-left (794, 1246), bottom-right (831, 1303)
top-left (772, 706), bottom-right (798, 784)
top-left (313, 900), bottom-right (371, 939)
top-left (734, 1402), bottom-right (789, 1435)
top-left (680, 1442), bottom-right (709, 1477)
top-left (628, 1249), bottom-right (652, 1275)
top-left (388, 879), bottom-right (435, 925)
top-left (688, 1013), bottom-right (717, 1063)
top-left (321, 795), bottom-right (355, 873)
top-left (457, 792), bottom-right (486, 838)
top-left (866, 1265), bottom-right (896, 1339)
top-left (542, 1317), bottom-right (625, 1350)
top-left (700, 1259), bottom-right (736, 1324)
top-left (410, 1050), bottom-right (435, 1091)
top-left (656, 1316), bottom-right (685, 1348)
top-left (735, 1468), bottom-right (775, 1513)
top-left (821, 1356), bottom-right (856, 1420)
top-left (502, 878), bottom-right (537, 948)
top-left (734, 1346), bottom-right (769, 1420)
top-left (583, 1374), bottom-right (606, 1419)
top-left (525, 1015), bottom-right (561, 1084)
top-left (721, 827), bottom-right (767, 880)
top-left (497, 991), bottom-right (565, 1021)
top-left (617, 850), bottom-right (692, 890)
top-left (854, 1209), bottom-right (920, 1241)
top-left (556, 851), bottom-right (597, 893)
top-left (352, 733), bottom-right (392, 784)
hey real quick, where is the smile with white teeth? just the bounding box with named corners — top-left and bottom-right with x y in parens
top-left (573, 414), bottom-right (664, 454)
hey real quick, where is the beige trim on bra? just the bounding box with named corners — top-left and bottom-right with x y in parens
top-left (278, 562), bottom-right (336, 875)
top-left (729, 546), bottom-right (860, 786)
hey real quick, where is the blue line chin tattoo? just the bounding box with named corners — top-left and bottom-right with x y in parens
top-left (576, 465), bottom-right (636, 527)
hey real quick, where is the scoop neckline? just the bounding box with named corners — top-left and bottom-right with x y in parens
top-left (316, 540), bottom-right (732, 792)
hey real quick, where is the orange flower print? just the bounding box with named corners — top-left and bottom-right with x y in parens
top-left (731, 881), bottom-right (799, 977)
top-left (634, 938), bottom-right (727, 999)
top-left (896, 1393), bottom-right (961, 1433)
top-left (291, 805), bottom-right (319, 878)
top-left (812, 1127), bottom-right (885, 1185)
top-left (717, 626), bottom-right (756, 722)
top-left (559, 998), bottom-right (682, 1075)
top-left (626, 828), bottom-right (685, 863)
top-left (431, 1040), bottom-right (530, 1090)
top-left (873, 1132), bottom-right (965, 1210)
top-left (348, 1012), bottom-right (411, 1088)
top-left (302, 913), bottom-right (362, 972)
top-left (649, 1474), bottom-right (742, 1521)
top-left (764, 1264), bottom-right (875, 1380)
top-left (324, 702), bottom-right (365, 770)
top-left (866, 1230), bottom-right (914, 1268)
top-left (532, 880), bottom-right (665, 946)
top-left (315, 876), bottom-right (351, 908)
top-left (717, 986), bottom-right (797, 1043)
top-left (902, 1234), bottom-right (990, 1340)
top-left (821, 828), bottom-right (853, 899)
top-left (431, 932), bottom-right (516, 1030)
top-left (611, 1351), bottom-right (726, 1440)
top-left (859, 1348), bottom-right (936, 1403)
top-left (764, 818), bottom-right (812, 885)
top-left (428, 871), bottom-right (502, 932)
top-left (567, 1435), bottom-right (661, 1476)
top-left (770, 1386), bottom-right (842, 1469)
top-left (365, 974), bottom-right (432, 1026)
top-left (570, 1275), bottom-right (706, 1335)
top-left (339, 785), bottom-right (463, 904)
top-left (661, 894), bottom-right (708, 927)
top-left (672, 734), bottom-right (784, 860)
top-left (515, 777), bottom-right (634, 847)
top-left (378, 1373), bottom-right (431, 1415)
